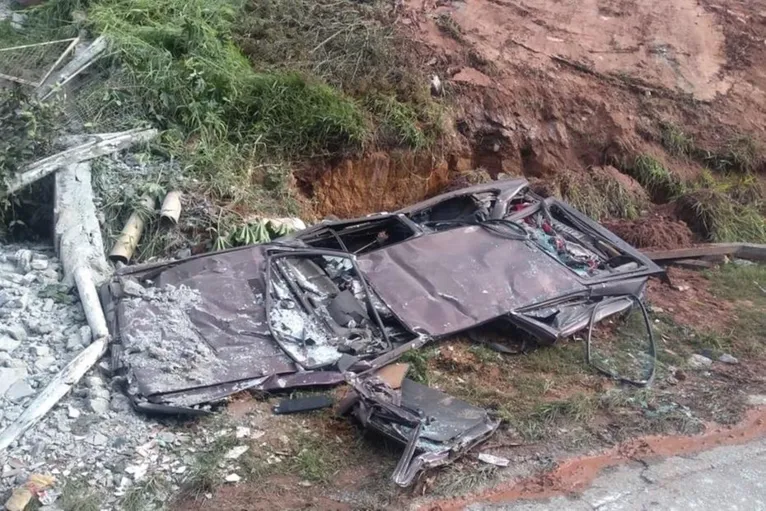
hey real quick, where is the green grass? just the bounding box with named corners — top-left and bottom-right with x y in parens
top-left (59, 480), bottom-right (104, 511)
top-left (676, 189), bottom-right (766, 243)
top-left (557, 173), bottom-right (643, 221)
top-left (433, 463), bottom-right (497, 496)
top-left (178, 433), bottom-right (237, 500)
top-left (289, 433), bottom-right (342, 482)
top-left (120, 475), bottom-right (169, 511)
top-left (400, 346), bottom-right (439, 384)
top-left (707, 263), bottom-right (766, 357)
top-left (701, 134), bottom-right (762, 173)
top-left (435, 13), bottom-right (464, 42)
top-left (660, 121), bottom-right (694, 157)
top-left (533, 394), bottom-right (596, 425)
top-left (521, 341), bottom-right (587, 376)
top-left (627, 154), bottom-right (685, 202)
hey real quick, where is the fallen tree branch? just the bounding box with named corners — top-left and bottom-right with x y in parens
top-left (0, 337), bottom-right (108, 452)
top-left (4, 127), bottom-right (157, 195)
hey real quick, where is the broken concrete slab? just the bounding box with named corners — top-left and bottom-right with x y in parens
top-left (0, 367), bottom-right (28, 397)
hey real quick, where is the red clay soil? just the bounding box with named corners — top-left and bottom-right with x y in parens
top-left (304, 0), bottom-right (766, 221)
top-left (423, 406), bottom-right (766, 511)
top-left (602, 215), bottom-right (695, 250)
top-left (647, 266), bottom-right (736, 334)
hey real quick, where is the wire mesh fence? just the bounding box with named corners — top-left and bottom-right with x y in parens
top-left (0, 31), bottom-right (147, 134)
top-left (0, 37), bottom-right (78, 87)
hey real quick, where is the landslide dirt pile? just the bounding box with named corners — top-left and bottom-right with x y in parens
top-left (306, 0), bottom-right (766, 244)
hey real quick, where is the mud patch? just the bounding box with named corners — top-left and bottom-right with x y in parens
top-left (602, 215), bottom-right (694, 249)
top-left (647, 267), bottom-right (736, 334)
top-left (303, 151), bottom-right (451, 219)
top-left (423, 406), bottom-right (766, 510)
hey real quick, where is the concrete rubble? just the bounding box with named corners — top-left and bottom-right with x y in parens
top-left (0, 243), bottom-right (193, 507)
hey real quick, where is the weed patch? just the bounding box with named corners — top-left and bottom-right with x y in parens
top-left (533, 394), bottom-right (596, 425)
top-left (59, 479), bottom-right (104, 511)
top-left (435, 13), bottom-right (464, 42)
top-left (626, 154), bottom-right (685, 202)
top-left (676, 189), bottom-right (766, 243)
top-left (659, 121), bottom-right (694, 157)
top-left (0, 89), bottom-right (62, 238)
top-left (706, 263), bottom-right (766, 357)
top-left (701, 134), bottom-right (762, 173)
top-left (178, 434), bottom-right (237, 500)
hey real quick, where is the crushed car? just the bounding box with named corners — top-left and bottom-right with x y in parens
top-left (99, 178), bottom-right (663, 485)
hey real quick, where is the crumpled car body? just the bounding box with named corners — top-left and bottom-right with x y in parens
top-left (100, 177), bottom-right (662, 411)
top-left (100, 178), bottom-right (662, 483)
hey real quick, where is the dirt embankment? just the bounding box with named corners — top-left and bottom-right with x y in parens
top-left (305, 0), bottom-right (766, 248)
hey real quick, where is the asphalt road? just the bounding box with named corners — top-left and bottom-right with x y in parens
top-left (470, 436), bottom-right (766, 511)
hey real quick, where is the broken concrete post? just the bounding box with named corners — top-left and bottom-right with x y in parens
top-left (4, 128), bottom-right (158, 195)
top-left (109, 194), bottom-right (157, 264)
top-left (160, 190), bottom-right (182, 224)
top-left (54, 162), bottom-right (112, 288)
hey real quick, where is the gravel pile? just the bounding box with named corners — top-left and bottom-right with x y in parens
top-left (0, 244), bottom-right (193, 509)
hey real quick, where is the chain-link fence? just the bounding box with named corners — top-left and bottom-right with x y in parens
top-left (0, 32), bottom-right (146, 134)
top-left (0, 37), bottom-right (78, 87)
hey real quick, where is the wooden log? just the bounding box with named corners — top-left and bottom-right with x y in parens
top-left (4, 128), bottom-right (158, 195)
top-left (109, 195), bottom-right (157, 264)
top-left (0, 337), bottom-right (108, 452)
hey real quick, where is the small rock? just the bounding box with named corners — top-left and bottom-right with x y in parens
top-left (66, 337), bottom-right (84, 352)
top-left (175, 248), bottom-right (192, 259)
top-left (747, 395), bottom-right (766, 406)
top-left (718, 353), bottom-right (739, 364)
top-left (14, 249), bottom-right (32, 272)
top-left (0, 367), bottom-right (28, 396)
top-left (89, 397), bottom-right (110, 416)
top-left (30, 259), bottom-right (48, 271)
top-left (109, 394), bottom-right (132, 413)
top-left (122, 280), bottom-right (145, 297)
top-left (224, 473), bottom-right (241, 483)
top-left (665, 375), bottom-right (679, 386)
top-left (67, 406), bottom-right (81, 419)
top-left (35, 356), bottom-right (56, 372)
top-left (0, 335), bottom-right (20, 353)
top-left (125, 464), bottom-right (149, 481)
top-left (687, 354), bottom-right (713, 370)
top-left (1, 325), bottom-right (26, 342)
top-left (32, 345), bottom-right (51, 357)
top-left (224, 446), bottom-right (249, 460)
top-left (87, 432), bottom-right (109, 446)
top-left (89, 387), bottom-right (110, 401)
top-left (6, 381), bottom-right (35, 402)
top-left (157, 432), bottom-right (176, 444)
top-left (79, 325), bottom-right (92, 346)
top-left (5, 295), bottom-right (27, 309)
top-left (42, 298), bottom-right (54, 312)
top-left (22, 272), bottom-right (37, 285)
top-left (235, 427), bottom-right (251, 439)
